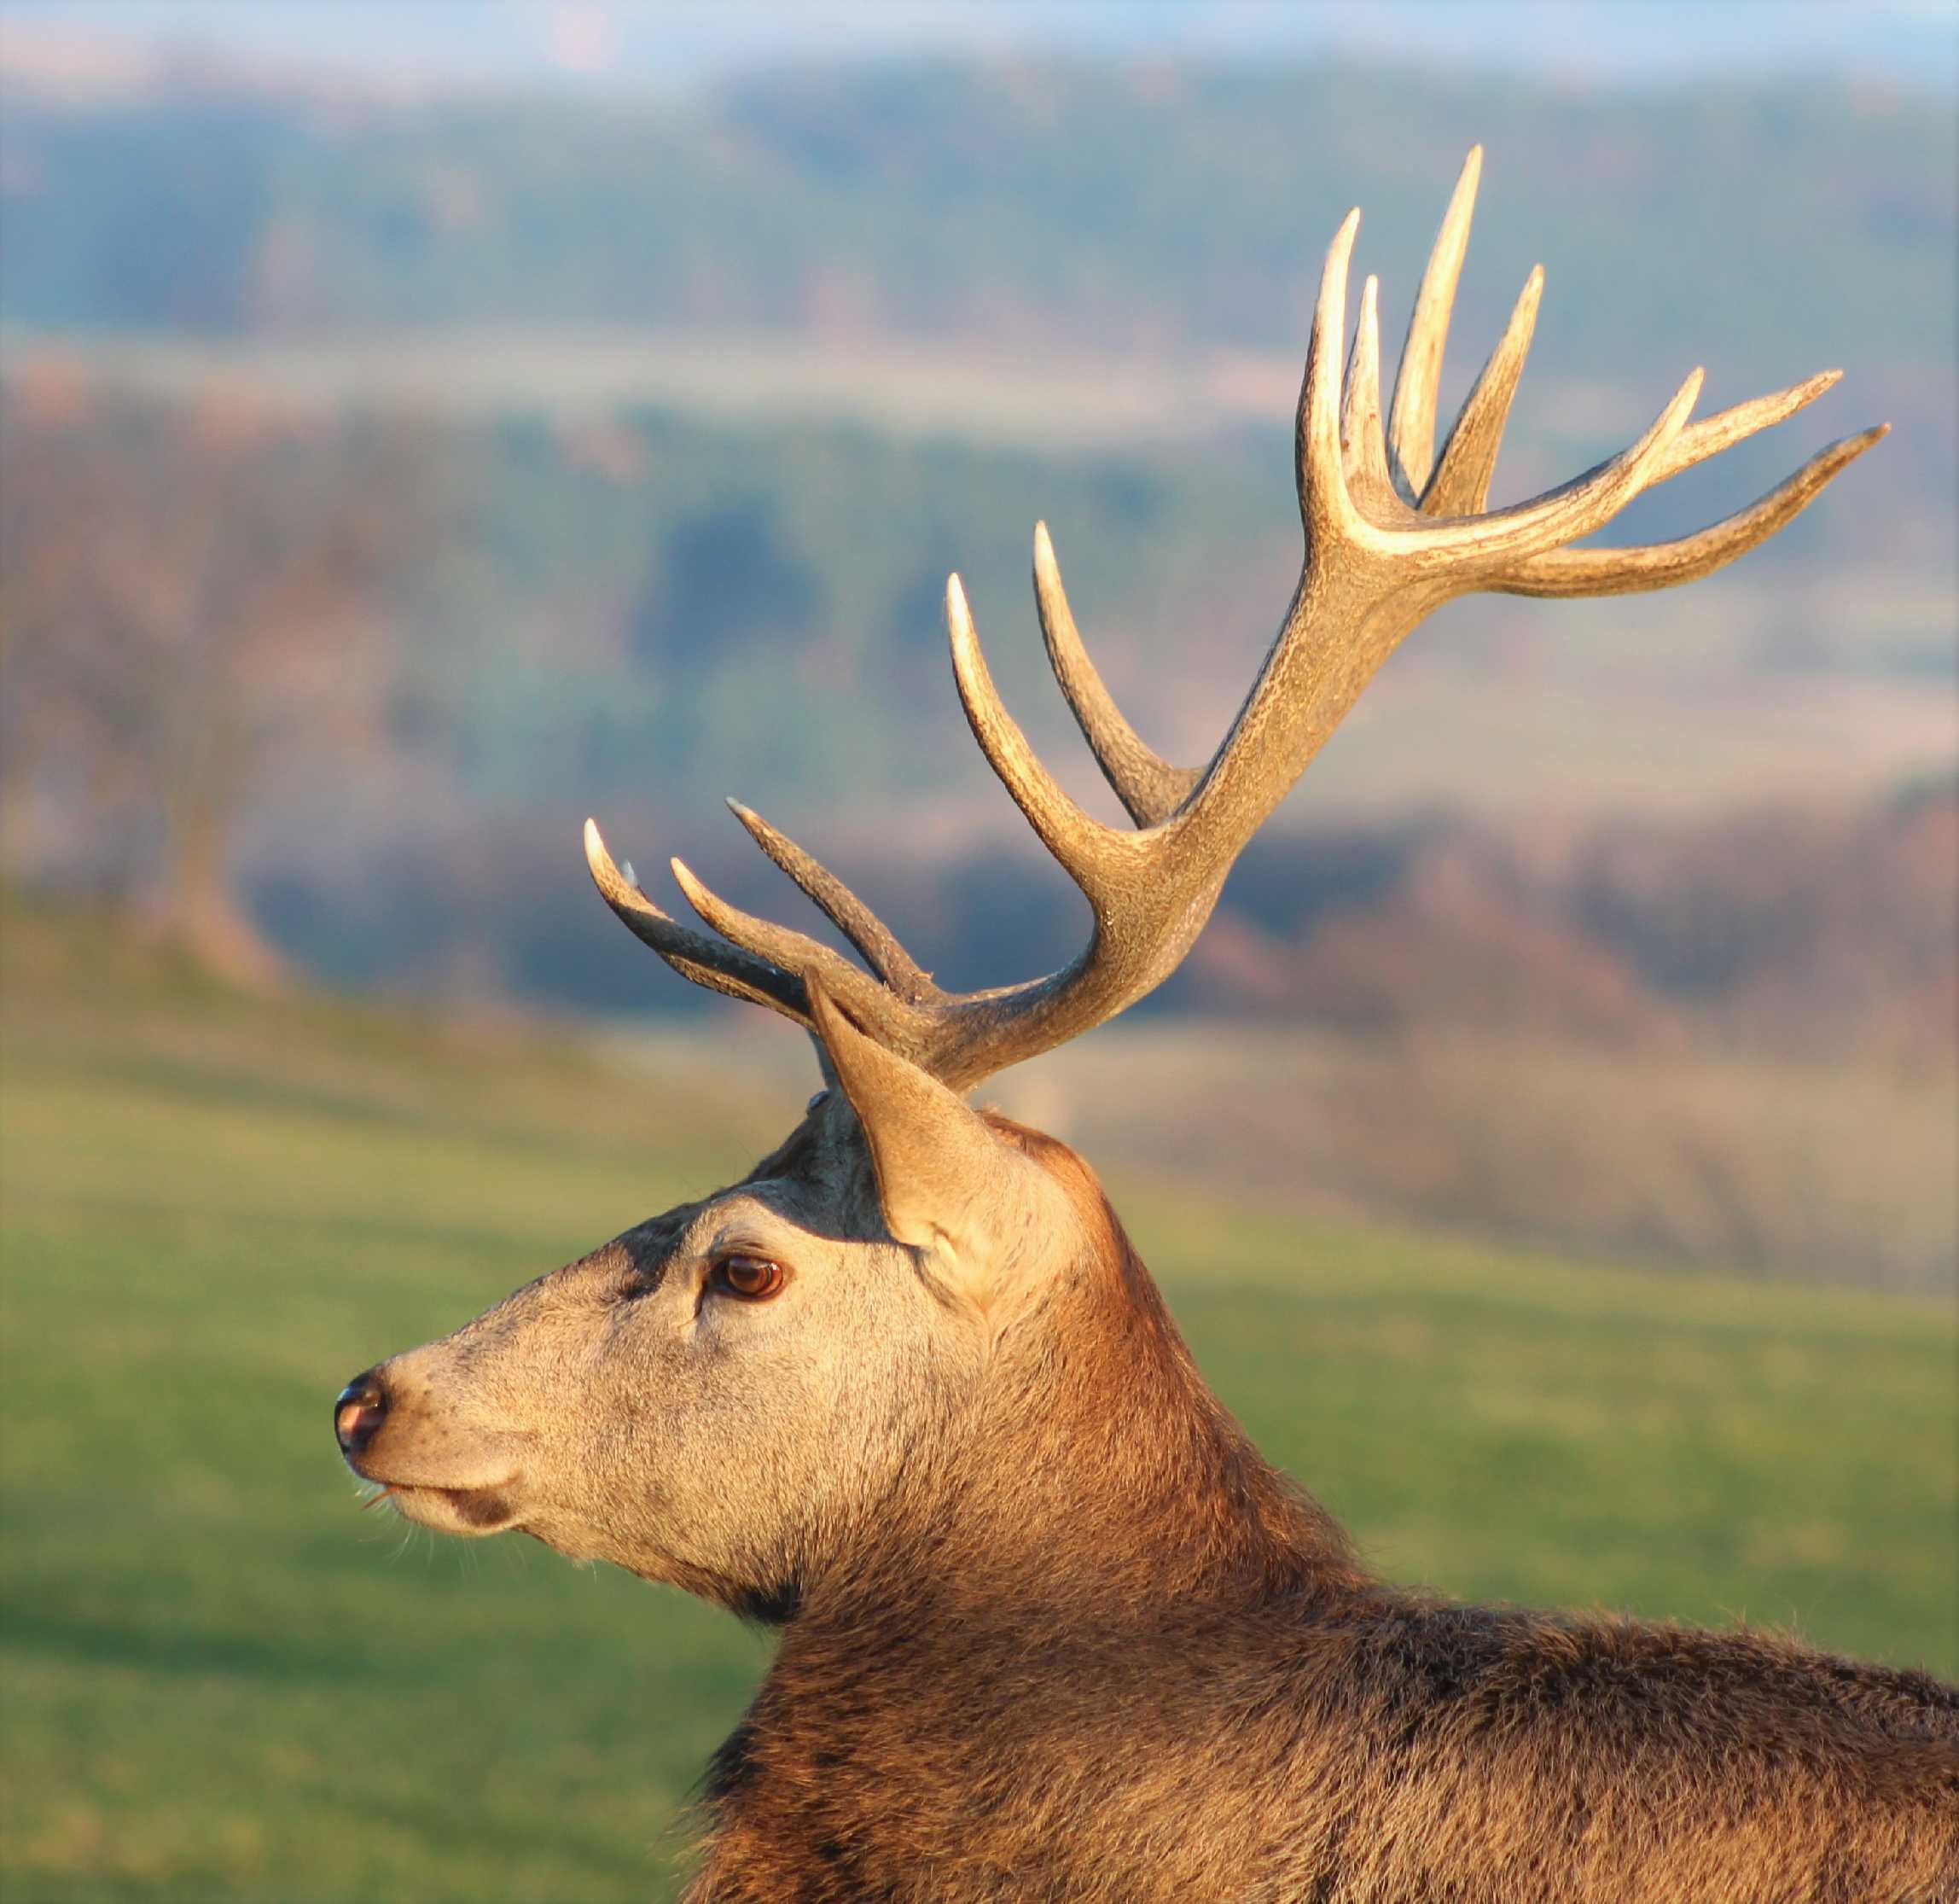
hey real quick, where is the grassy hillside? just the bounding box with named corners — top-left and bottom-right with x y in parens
top-left (2, 905), bottom-right (1953, 1901)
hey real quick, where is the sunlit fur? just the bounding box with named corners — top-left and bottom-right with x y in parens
top-left (348, 1091), bottom-right (1957, 1902)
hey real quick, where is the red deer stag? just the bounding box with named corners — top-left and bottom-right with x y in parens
top-left (336, 152), bottom-right (1956, 1901)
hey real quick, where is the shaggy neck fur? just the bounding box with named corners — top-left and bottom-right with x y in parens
top-left (689, 1121), bottom-right (1958, 1904)
top-left (843, 1117), bottom-right (1364, 1621)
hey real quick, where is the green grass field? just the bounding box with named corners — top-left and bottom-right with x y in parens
top-left (2, 905), bottom-right (1953, 1902)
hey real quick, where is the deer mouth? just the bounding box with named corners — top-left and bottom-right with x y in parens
top-left (334, 1368), bottom-right (528, 1535)
top-left (363, 1476), bottom-right (522, 1536)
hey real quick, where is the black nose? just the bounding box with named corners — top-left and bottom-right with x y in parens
top-left (334, 1371), bottom-right (387, 1457)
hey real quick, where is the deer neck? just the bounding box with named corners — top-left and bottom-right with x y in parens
top-left (709, 1214), bottom-right (1369, 1872)
top-left (800, 1193), bottom-right (1365, 1639)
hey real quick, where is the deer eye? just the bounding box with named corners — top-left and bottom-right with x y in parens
top-left (712, 1253), bottom-right (786, 1301)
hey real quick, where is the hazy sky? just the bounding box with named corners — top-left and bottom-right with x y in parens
top-left (3, 0), bottom-right (1954, 95)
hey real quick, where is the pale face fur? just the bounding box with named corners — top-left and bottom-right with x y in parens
top-left (342, 1084), bottom-right (1084, 1613)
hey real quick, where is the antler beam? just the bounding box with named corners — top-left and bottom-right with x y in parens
top-left (588, 149), bottom-right (1886, 1091)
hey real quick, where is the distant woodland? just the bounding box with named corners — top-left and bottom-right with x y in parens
top-left (4, 376), bottom-right (1948, 1068)
top-left (3, 62), bottom-right (1948, 372)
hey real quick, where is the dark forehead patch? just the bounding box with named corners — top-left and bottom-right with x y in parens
top-left (734, 1101), bottom-right (886, 1242)
top-left (739, 1109), bottom-right (824, 1186)
top-left (616, 1201), bottom-right (703, 1286)
top-left (602, 1104), bottom-right (869, 1271)
top-left (623, 1202), bottom-right (700, 1249)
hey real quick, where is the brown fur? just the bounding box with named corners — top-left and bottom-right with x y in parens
top-left (690, 1121), bottom-right (1958, 1903)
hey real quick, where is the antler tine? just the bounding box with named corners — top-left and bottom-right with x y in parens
top-left (584, 818), bottom-right (804, 1018)
top-left (1341, 274), bottom-right (1396, 503)
top-left (1386, 144), bottom-right (1481, 505)
top-left (945, 574), bottom-right (1136, 905)
top-left (666, 858), bottom-right (909, 1034)
top-left (1422, 262), bottom-right (1543, 516)
top-left (587, 154), bottom-right (1884, 1095)
top-left (1501, 423), bottom-right (1888, 597)
top-left (1032, 521), bottom-right (1196, 829)
top-left (1382, 367), bottom-right (1704, 565)
top-left (1295, 207), bottom-right (1364, 536)
top-left (726, 800), bottom-right (939, 1002)
top-left (1421, 303), bottom-right (1836, 530)
top-left (1641, 368), bottom-right (1843, 491)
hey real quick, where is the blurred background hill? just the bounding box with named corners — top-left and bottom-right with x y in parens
top-left (1, 3), bottom-right (1953, 1286)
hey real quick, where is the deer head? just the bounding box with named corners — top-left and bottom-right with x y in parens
top-left (335, 151), bottom-right (1881, 1619)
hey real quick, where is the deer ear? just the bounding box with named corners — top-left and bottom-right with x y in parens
top-left (804, 973), bottom-right (1005, 1260)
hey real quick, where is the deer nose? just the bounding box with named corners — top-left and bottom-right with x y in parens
top-left (334, 1372), bottom-right (388, 1458)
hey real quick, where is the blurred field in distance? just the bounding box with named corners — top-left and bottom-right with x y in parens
top-left (3, 903), bottom-right (1952, 1901)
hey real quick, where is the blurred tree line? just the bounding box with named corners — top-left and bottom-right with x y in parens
top-left (2, 63), bottom-right (1948, 382)
top-left (2, 371), bottom-right (1950, 1075)
top-left (0, 373), bottom-right (1282, 993)
top-left (0, 374), bottom-right (441, 979)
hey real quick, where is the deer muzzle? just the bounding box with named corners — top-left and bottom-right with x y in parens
top-left (332, 1357), bottom-right (526, 1536)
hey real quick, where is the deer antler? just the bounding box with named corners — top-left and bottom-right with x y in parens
top-left (586, 148), bottom-right (1886, 1092)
